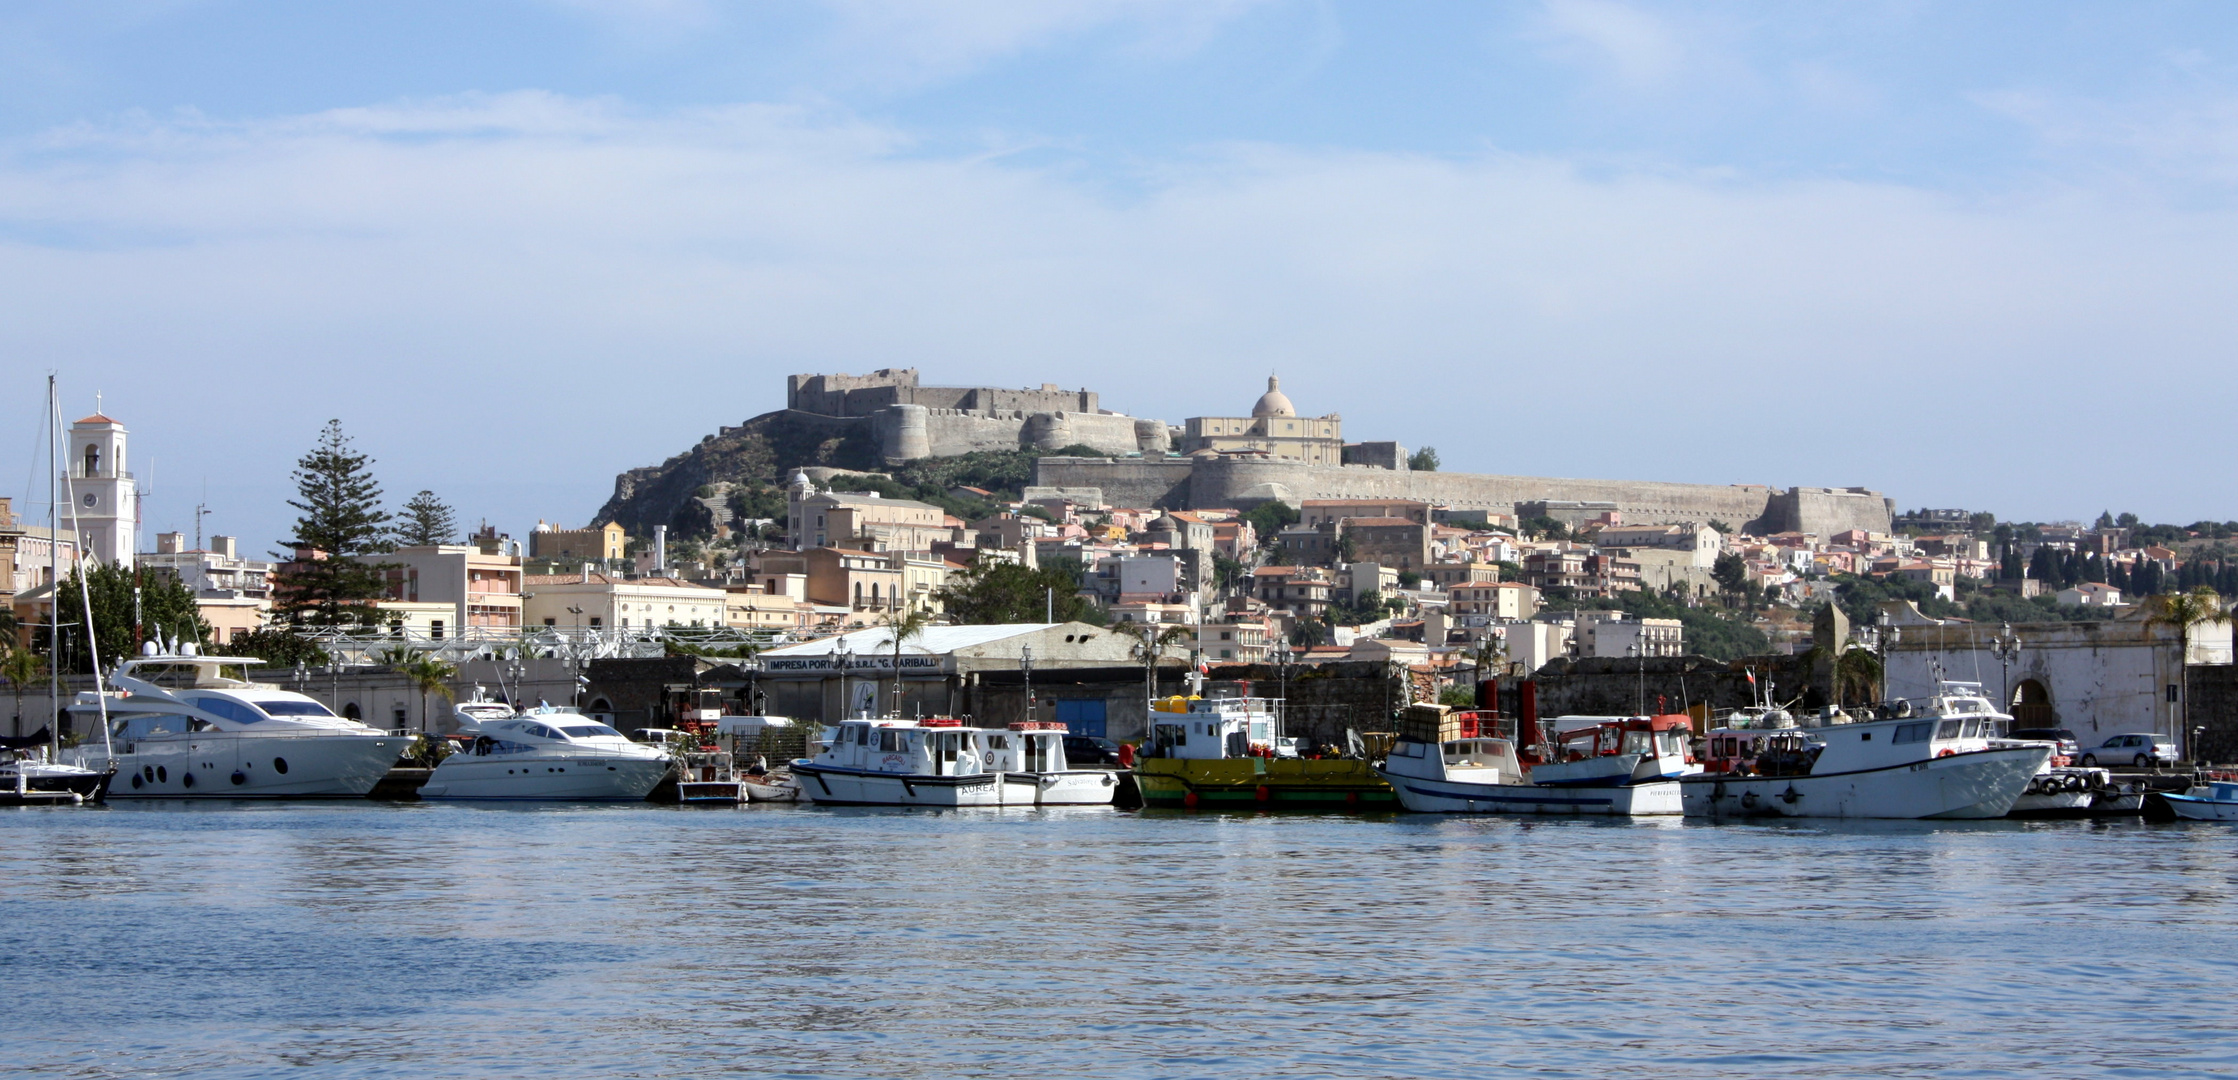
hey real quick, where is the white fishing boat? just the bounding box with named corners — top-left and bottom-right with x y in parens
top-left (1377, 713), bottom-right (1699, 815)
top-left (417, 706), bottom-right (672, 801)
top-left (68, 649), bottom-right (411, 798)
top-left (1682, 696), bottom-right (2050, 819)
top-left (792, 717), bottom-right (1117, 807)
top-left (2162, 778), bottom-right (2238, 822)
top-left (1911, 681), bottom-right (2107, 818)
top-left (675, 744), bottom-right (747, 805)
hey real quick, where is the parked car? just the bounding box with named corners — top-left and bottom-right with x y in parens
top-left (1063, 735), bottom-right (1124, 766)
top-left (2076, 733), bottom-right (2177, 768)
top-left (2010, 727), bottom-right (2080, 756)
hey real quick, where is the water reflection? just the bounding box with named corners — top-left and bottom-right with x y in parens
top-left (1, 803), bottom-right (2233, 1078)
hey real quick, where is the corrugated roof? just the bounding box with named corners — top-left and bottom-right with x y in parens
top-left (761, 623), bottom-right (1058, 656)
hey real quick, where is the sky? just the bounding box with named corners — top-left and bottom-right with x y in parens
top-left (5, 1), bottom-right (2238, 552)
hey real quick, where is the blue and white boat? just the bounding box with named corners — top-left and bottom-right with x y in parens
top-left (2163, 779), bottom-right (2238, 822)
top-left (417, 706), bottom-right (672, 801)
top-left (1377, 714), bottom-right (1700, 815)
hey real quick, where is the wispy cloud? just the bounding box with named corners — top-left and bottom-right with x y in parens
top-left (1532, 0), bottom-right (1687, 87)
top-left (3, 93), bottom-right (2235, 544)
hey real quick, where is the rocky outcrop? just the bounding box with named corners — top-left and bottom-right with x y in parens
top-left (595, 410), bottom-right (880, 540)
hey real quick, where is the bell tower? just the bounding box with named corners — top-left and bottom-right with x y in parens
top-left (67, 407), bottom-right (136, 568)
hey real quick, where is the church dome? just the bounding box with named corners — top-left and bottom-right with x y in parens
top-left (1251, 375), bottom-right (1296, 418)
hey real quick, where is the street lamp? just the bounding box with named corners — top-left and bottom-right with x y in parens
top-left (834, 644), bottom-right (852, 720)
top-left (1020, 644), bottom-right (1035, 725)
top-left (1628, 642), bottom-right (1644, 716)
top-left (1990, 623), bottom-right (2021, 716)
top-left (1273, 640), bottom-right (1294, 739)
top-left (741, 656), bottom-right (766, 716)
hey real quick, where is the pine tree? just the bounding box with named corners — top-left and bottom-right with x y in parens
top-left (2028, 545), bottom-right (2057, 582)
top-left (276, 420), bottom-right (394, 627)
top-left (2060, 548), bottom-right (2083, 589)
top-left (393, 490), bottom-right (458, 547)
top-left (2095, 510), bottom-right (2115, 530)
top-left (2085, 554), bottom-right (2107, 584)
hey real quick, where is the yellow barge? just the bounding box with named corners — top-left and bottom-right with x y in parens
top-left (1133, 695), bottom-right (1393, 809)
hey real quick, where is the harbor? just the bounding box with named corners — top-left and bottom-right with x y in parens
top-left (5, 799), bottom-right (2234, 1079)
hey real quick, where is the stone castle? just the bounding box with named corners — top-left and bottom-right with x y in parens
top-left (780, 369), bottom-right (1893, 536)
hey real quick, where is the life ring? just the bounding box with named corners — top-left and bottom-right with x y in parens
top-left (1937, 749), bottom-right (1956, 758)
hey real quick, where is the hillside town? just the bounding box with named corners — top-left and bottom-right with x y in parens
top-left (7, 374), bottom-right (2236, 759)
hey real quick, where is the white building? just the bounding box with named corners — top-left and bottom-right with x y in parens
top-left (65, 409), bottom-right (137, 568)
top-left (2056, 583), bottom-right (2123, 607)
top-left (142, 533), bottom-right (275, 644)
top-left (521, 569), bottom-right (728, 631)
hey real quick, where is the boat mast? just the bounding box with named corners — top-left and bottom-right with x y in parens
top-left (55, 384), bottom-right (114, 759)
top-left (46, 375), bottom-right (58, 757)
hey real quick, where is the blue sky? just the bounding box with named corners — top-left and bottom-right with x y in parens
top-left (5, 1), bottom-right (2237, 550)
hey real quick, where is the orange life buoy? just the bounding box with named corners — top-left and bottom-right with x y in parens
top-left (1937, 748), bottom-right (1956, 758)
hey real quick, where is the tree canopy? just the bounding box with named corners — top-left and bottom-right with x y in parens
top-left (52, 563), bottom-right (207, 673)
top-left (934, 554), bottom-right (1097, 625)
top-left (276, 421), bottom-right (393, 627)
top-left (393, 490), bottom-right (458, 547)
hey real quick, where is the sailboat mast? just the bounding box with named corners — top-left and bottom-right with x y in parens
top-left (46, 375), bottom-right (59, 757)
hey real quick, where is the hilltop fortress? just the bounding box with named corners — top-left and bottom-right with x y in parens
top-left (767, 370), bottom-right (1891, 536)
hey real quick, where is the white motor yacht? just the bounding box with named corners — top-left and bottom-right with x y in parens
top-left (68, 650), bottom-right (411, 799)
top-left (792, 717), bottom-right (1117, 807)
top-left (1378, 714), bottom-right (1700, 815)
top-left (1682, 691), bottom-right (2050, 819)
top-left (417, 706), bottom-right (672, 801)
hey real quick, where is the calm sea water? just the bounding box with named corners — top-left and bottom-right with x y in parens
top-left (3, 802), bottom-right (2235, 1079)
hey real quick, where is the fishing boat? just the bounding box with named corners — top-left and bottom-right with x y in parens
top-left (418, 706), bottom-right (673, 801)
top-left (1377, 710), bottom-right (1698, 815)
top-left (1132, 695), bottom-right (1392, 810)
top-left (68, 648), bottom-right (412, 799)
top-left (2162, 777), bottom-right (2238, 822)
top-left (1682, 698), bottom-right (2050, 819)
top-left (792, 717), bottom-right (1118, 807)
top-left (675, 744), bottom-right (747, 805)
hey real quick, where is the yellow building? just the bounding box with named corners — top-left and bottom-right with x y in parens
top-left (1181, 376), bottom-right (1344, 464)
top-left (530, 520), bottom-right (627, 564)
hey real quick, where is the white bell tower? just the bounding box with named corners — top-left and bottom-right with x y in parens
top-left (67, 406), bottom-right (137, 568)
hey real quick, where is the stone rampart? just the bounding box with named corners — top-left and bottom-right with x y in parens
top-left (1033, 456), bottom-right (1892, 533)
top-left (1035, 457), bottom-right (1197, 508)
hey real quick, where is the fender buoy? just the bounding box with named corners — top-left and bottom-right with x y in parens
top-left (1183, 790), bottom-right (1200, 809)
top-left (1345, 790), bottom-right (1361, 808)
top-left (1255, 785), bottom-right (1271, 803)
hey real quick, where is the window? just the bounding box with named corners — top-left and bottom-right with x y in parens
top-left (561, 724), bottom-right (623, 738)
top-left (544, 618), bottom-right (557, 627)
top-left (1892, 722), bottom-right (1932, 745)
top-left (430, 620), bottom-right (444, 640)
top-left (590, 617), bottom-right (603, 628)
top-left (1935, 719), bottom-right (1963, 741)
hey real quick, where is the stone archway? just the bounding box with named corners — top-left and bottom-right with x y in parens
top-left (2012, 678), bottom-right (2056, 727)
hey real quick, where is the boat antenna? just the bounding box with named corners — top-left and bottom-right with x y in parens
top-left (55, 385), bottom-right (113, 761)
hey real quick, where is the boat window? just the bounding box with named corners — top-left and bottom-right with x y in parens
top-left (561, 724), bottom-right (623, 738)
top-left (878, 730), bottom-right (903, 752)
top-left (1655, 731), bottom-right (1685, 757)
top-left (1622, 730), bottom-right (1654, 755)
top-left (986, 735), bottom-right (1008, 749)
top-left (1959, 718), bottom-right (1981, 739)
top-left (1892, 722), bottom-right (1933, 745)
top-left (258, 700), bottom-right (337, 718)
top-left (1935, 719), bottom-right (1963, 741)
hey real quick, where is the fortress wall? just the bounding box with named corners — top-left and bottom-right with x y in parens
top-left (1042, 457), bottom-right (1888, 532)
top-left (969, 387), bottom-right (1098, 414)
top-left (788, 369), bottom-right (919, 416)
top-left (1770, 487), bottom-right (1896, 536)
top-left (915, 409), bottom-right (1034, 459)
top-left (1035, 458), bottom-right (1197, 508)
top-left (1021, 412), bottom-right (1142, 455)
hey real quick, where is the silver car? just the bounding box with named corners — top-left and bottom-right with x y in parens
top-left (2076, 732), bottom-right (2177, 768)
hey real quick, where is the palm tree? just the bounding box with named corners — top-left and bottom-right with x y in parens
top-left (875, 607), bottom-right (933, 718)
top-left (1113, 620), bottom-right (1192, 718)
top-left (1833, 646), bottom-right (1882, 709)
top-left (2, 645), bottom-right (48, 736)
top-left (2145, 586), bottom-right (2231, 759)
top-left (396, 651), bottom-right (459, 733)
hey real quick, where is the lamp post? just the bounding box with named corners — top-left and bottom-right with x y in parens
top-left (1273, 640), bottom-right (1294, 743)
top-left (1990, 623), bottom-right (2021, 716)
top-left (1020, 645), bottom-right (1035, 725)
top-left (835, 644), bottom-right (853, 720)
top-left (1629, 642), bottom-right (1644, 716)
top-left (328, 646), bottom-right (344, 715)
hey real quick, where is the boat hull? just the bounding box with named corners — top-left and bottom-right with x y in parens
top-left (2163, 794), bottom-right (2238, 821)
top-left (676, 781), bottom-right (746, 805)
top-left (794, 764), bottom-right (1115, 806)
top-left (1681, 746), bottom-right (2050, 820)
top-left (88, 734), bottom-right (410, 799)
top-left (1133, 758), bottom-right (1393, 809)
top-left (418, 754), bottom-right (672, 801)
top-left (1378, 768), bottom-right (1683, 815)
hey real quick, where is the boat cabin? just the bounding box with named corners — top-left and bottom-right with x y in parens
top-left (1554, 715), bottom-right (1696, 765)
top-left (812, 717), bottom-right (1074, 776)
top-left (1146, 696), bottom-right (1280, 760)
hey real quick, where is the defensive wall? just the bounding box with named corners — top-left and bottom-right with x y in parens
top-left (1033, 455), bottom-right (1893, 535)
top-left (788, 369), bottom-right (1100, 420)
top-left (787, 370), bottom-right (1153, 464)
